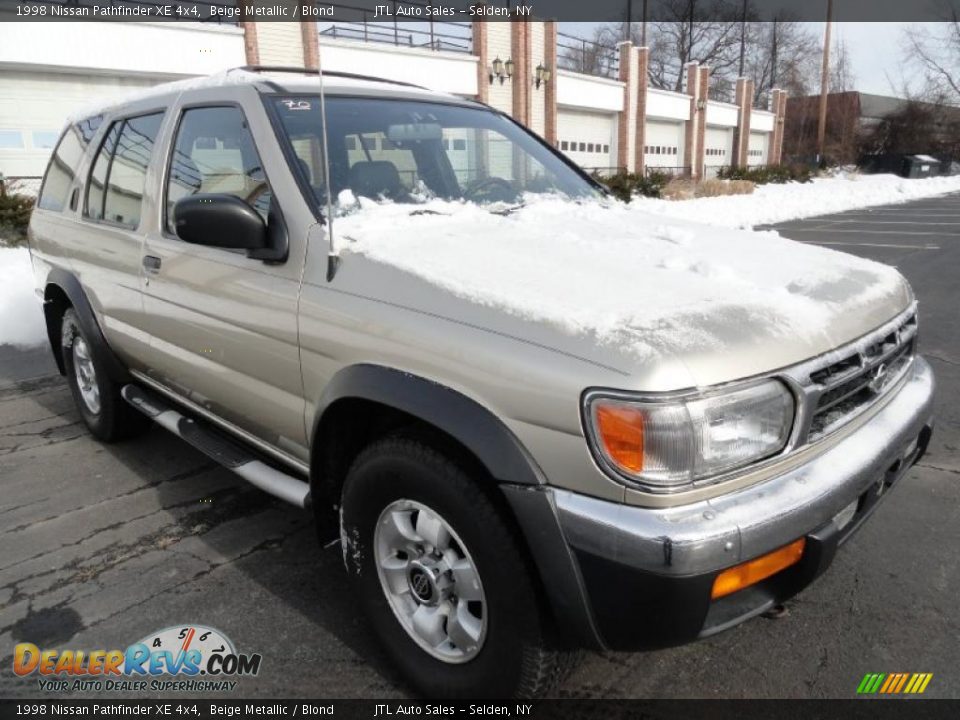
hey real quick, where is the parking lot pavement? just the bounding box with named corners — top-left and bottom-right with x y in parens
top-left (1, 192), bottom-right (959, 700)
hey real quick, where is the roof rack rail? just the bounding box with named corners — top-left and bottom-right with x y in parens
top-left (233, 66), bottom-right (425, 90)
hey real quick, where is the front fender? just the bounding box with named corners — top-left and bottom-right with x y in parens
top-left (313, 363), bottom-right (545, 487)
top-left (310, 363), bottom-right (604, 649)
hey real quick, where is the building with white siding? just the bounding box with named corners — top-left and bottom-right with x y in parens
top-left (0, 7), bottom-right (786, 186)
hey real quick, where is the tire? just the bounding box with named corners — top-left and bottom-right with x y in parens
top-left (340, 434), bottom-right (578, 698)
top-left (61, 308), bottom-right (149, 442)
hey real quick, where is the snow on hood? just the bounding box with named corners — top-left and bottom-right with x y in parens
top-left (335, 194), bottom-right (910, 364)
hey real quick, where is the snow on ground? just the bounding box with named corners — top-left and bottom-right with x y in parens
top-left (337, 192), bottom-right (908, 357)
top-left (0, 246), bottom-right (46, 348)
top-left (634, 172), bottom-right (960, 229)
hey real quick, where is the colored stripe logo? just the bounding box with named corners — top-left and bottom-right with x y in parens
top-left (857, 673), bottom-right (933, 695)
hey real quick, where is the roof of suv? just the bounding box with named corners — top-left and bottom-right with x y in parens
top-left (67, 67), bottom-right (476, 124)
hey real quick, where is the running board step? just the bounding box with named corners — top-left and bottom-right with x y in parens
top-left (121, 384), bottom-right (310, 508)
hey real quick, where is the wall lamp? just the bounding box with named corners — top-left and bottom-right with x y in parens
top-left (534, 63), bottom-right (552, 89)
top-left (489, 56), bottom-right (513, 85)
top-left (696, 98), bottom-right (707, 111)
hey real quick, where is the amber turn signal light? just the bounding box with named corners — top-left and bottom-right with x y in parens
top-left (711, 538), bottom-right (806, 600)
top-left (594, 402), bottom-right (645, 473)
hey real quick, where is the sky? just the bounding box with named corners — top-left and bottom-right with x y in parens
top-left (561, 21), bottom-right (929, 97)
top-left (824, 22), bottom-right (917, 95)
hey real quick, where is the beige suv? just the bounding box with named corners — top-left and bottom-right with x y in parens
top-left (28, 68), bottom-right (935, 698)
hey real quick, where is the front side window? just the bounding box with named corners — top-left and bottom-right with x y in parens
top-left (84, 112), bottom-right (163, 228)
top-left (270, 96), bottom-right (598, 208)
top-left (166, 106), bottom-right (271, 234)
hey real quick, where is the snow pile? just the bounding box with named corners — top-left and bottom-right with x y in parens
top-left (634, 172), bottom-right (960, 229)
top-left (336, 193), bottom-right (907, 357)
top-left (0, 246), bottom-right (46, 348)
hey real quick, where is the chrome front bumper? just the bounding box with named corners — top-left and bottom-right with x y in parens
top-left (556, 355), bottom-right (936, 578)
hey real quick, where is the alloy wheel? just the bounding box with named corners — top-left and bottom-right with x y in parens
top-left (374, 499), bottom-right (487, 663)
top-left (72, 336), bottom-right (101, 415)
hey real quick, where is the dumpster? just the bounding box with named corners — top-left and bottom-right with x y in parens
top-left (903, 154), bottom-right (940, 178)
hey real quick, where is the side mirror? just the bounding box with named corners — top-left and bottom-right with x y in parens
top-left (173, 194), bottom-right (267, 250)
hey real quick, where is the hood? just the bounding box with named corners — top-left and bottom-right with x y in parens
top-left (336, 195), bottom-right (913, 388)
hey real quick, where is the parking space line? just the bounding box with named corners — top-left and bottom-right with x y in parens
top-left (797, 240), bottom-right (940, 249)
top-left (845, 213), bottom-right (960, 218)
top-left (800, 220), bottom-right (960, 226)
top-left (782, 228), bottom-right (956, 236)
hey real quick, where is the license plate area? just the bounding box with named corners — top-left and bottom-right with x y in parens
top-left (835, 437), bottom-right (920, 546)
top-left (832, 498), bottom-right (858, 532)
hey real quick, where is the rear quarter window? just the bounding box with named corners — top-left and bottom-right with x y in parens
top-left (37, 114), bottom-right (103, 212)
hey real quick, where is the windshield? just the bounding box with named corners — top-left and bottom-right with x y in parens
top-left (270, 96), bottom-right (600, 207)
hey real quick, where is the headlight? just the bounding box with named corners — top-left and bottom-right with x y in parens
top-left (584, 380), bottom-right (795, 491)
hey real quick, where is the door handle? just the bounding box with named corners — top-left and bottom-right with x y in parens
top-left (142, 255), bottom-right (162, 273)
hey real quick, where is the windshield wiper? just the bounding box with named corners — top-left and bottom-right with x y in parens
top-left (488, 202), bottom-right (525, 216)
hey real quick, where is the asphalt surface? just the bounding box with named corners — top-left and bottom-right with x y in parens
top-left (1, 192), bottom-right (959, 700)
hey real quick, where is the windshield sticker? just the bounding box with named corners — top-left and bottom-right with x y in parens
top-left (281, 99), bottom-right (312, 111)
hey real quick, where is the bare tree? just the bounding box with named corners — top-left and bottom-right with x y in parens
top-left (576, 6), bottom-right (823, 105)
top-left (829, 35), bottom-right (856, 92)
top-left (558, 25), bottom-right (620, 77)
top-left (742, 19), bottom-right (821, 106)
top-left (645, 0), bottom-right (743, 92)
top-left (904, 11), bottom-right (960, 104)
top-left (859, 91), bottom-right (960, 166)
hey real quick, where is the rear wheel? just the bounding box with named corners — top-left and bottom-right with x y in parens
top-left (61, 309), bottom-right (149, 442)
top-left (340, 434), bottom-right (577, 698)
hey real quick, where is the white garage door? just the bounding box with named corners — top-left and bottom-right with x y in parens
top-left (644, 120), bottom-right (685, 170)
top-left (557, 109), bottom-right (617, 173)
top-left (704, 126), bottom-right (734, 175)
top-left (0, 70), bottom-right (174, 180)
top-left (748, 131), bottom-right (769, 165)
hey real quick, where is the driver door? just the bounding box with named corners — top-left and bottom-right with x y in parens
top-left (139, 102), bottom-right (307, 461)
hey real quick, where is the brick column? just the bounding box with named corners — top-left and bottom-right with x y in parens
top-left (733, 77), bottom-right (755, 167)
top-left (239, 0), bottom-right (259, 65)
top-left (776, 89), bottom-right (788, 164)
top-left (617, 41), bottom-right (637, 173)
top-left (301, 21), bottom-right (319, 71)
top-left (684, 63), bottom-right (709, 179)
top-left (242, 23), bottom-right (260, 65)
top-left (511, 21), bottom-right (530, 126)
top-left (767, 89), bottom-right (781, 164)
top-left (634, 46), bottom-right (649, 174)
top-left (695, 66), bottom-right (709, 179)
top-left (473, 20), bottom-right (489, 103)
top-left (544, 20), bottom-right (558, 146)
top-left (768, 89), bottom-right (788, 165)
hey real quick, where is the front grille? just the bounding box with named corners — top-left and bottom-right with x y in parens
top-left (807, 312), bottom-right (917, 440)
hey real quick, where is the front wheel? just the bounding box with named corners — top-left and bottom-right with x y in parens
top-left (340, 435), bottom-right (577, 698)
